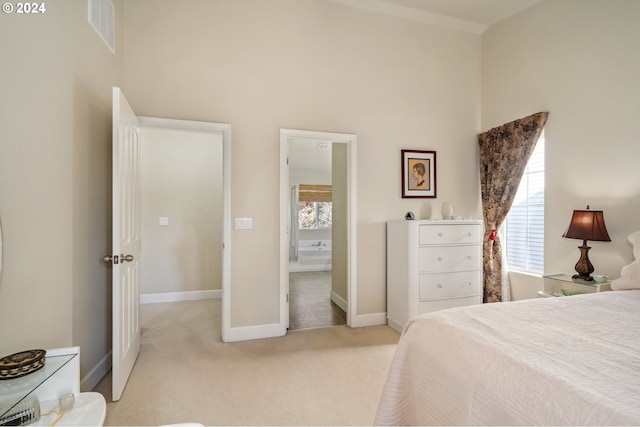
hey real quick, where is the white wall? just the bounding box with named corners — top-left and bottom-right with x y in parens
top-left (123, 0), bottom-right (482, 327)
top-left (482, 0), bottom-right (640, 282)
top-left (0, 0), bottom-right (123, 389)
top-left (139, 128), bottom-right (223, 296)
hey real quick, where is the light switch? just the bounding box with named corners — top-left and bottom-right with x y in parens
top-left (235, 218), bottom-right (252, 230)
top-left (159, 217), bottom-right (169, 226)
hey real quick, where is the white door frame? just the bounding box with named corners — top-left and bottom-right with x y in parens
top-left (280, 129), bottom-right (357, 329)
top-left (137, 117), bottom-right (232, 341)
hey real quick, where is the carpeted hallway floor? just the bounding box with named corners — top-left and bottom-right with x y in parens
top-left (92, 299), bottom-right (399, 426)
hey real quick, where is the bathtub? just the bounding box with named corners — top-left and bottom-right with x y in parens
top-left (290, 239), bottom-right (332, 272)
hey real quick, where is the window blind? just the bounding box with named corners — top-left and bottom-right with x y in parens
top-left (506, 133), bottom-right (545, 273)
top-left (298, 184), bottom-right (332, 203)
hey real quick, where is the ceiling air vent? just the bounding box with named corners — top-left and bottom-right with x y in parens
top-left (88, 0), bottom-right (115, 54)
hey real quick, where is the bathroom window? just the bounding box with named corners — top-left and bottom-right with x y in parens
top-left (298, 201), bottom-right (332, 229)
top-left (297, 184), bottom-right (332, 229)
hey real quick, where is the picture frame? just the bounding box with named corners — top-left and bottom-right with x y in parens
top-left (401, 149), bottom-right (436, 198)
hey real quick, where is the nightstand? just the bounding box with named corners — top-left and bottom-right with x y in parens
top-left (539, 273), bottom-right (611, 297)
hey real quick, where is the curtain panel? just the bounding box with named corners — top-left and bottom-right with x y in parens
top-left (478, 112), bottom-right (549, 303)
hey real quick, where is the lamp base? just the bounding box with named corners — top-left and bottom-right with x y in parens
top-left (573, 241), bottom-right (595, 282)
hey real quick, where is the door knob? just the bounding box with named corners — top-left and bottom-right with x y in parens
top-left (103, 255), bottom-right (117, 264)
top-left (122, 254), bottom-right (134, 262)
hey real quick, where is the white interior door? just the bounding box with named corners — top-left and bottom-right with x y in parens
top-left (280, 141), bottom-right (290, 330)
top-left (110, 87), bottom-right (141, 401)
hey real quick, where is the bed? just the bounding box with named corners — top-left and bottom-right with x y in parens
top-left (374, 290), bottom-right (640, 425)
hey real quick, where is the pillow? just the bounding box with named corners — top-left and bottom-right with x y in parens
top-left (613, 230), bottom-right (640, 290)
top-left (611, 278), bottom-right (640, 290)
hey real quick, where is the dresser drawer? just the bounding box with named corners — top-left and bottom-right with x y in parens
top-left (419, 271), bottom-right (482, 301)
top-left (418, 244), bottom-right (482, 272)
top-left (418, 294), bottom-right (482, 315)
top-left (419, 224), bottom-right (482, 245)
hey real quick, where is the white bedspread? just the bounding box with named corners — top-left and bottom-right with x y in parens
top-left (375, 291), bottom-right (640, 426)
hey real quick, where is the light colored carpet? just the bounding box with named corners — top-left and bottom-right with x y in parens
top-left (92, 299), bottom-right (399, 426)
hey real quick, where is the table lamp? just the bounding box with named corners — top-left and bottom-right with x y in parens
top-left (562, 205), bottom-right (611, 281)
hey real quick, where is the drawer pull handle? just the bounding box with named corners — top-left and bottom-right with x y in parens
top-left (437, 232), bottom-right (443, 237)
top-left (467, 232), bottom-right (472, 237)
top-left (437, 284), bottom-right (443, 289)
top-left (465, 281), bottom-right (471, 287)
top-left (465, 255), bottom-right (472, 260)
top-left (437, 256), bottom-right (443, 261)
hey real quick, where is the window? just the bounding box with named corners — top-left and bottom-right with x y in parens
top-left (298, 201), bottom-right (332, 229)
top-left (297, 184), bottom-right (332, 230)
top-left (505, 132), bottom-right (545, 272)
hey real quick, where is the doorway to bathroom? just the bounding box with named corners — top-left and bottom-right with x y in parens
top-left (280, 129), bottom-right (357, 331)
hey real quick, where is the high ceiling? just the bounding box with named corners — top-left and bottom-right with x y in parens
top-left (291, 0), bottom-right (545, 172)
top-left (332, 0), bottom-right (544, 33)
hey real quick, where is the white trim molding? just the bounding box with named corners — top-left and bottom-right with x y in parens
top-left (330, 0), bottom-right (486, 34)
top-left (350, 312), bottom-right (388, 328)
top-left (224, 323), bottom-right (286, 343)
top-left (140, 290), bottom-right (221, 304)
top-left (81, 350), bottom-right (112, 392)
top-left (331, 290), bottom-right (347, 313)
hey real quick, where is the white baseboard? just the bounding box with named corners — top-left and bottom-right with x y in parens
top-left (330, 290), bottom-right (347, 312)
top-left (223, 323), bottom-right (286, 343)
top-left (349, 312), bottom-right (388, 328)
top-left (386, 318), bottom-right (404, 334)
top-left (288, 263), bottom-right (331, 273)
top-left (140, 289), bottom-right (221, 304)
top-left (82, 351), bottom-right (112, 392)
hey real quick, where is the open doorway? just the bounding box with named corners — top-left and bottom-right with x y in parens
top-left (287, 140), bottom-right (344, 330)
top-left (138, 127), bottom-right (223, 303)
top-left (137, 117), bottom-right (231, 341)
top-left (280, 129), bottom-right (357, 332)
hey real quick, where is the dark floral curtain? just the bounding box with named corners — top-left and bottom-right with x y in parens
top-left (478, 112), bottom-right (548, 303)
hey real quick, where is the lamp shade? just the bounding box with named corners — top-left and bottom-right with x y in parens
top-left (562, 208), bottom-right (611, 242)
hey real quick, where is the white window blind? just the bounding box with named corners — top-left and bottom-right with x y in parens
top-left (505, 132), bottom-right (545, 273)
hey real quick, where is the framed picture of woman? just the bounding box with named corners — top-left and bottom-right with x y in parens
top-left (401, 149), bottom-right (436, 198)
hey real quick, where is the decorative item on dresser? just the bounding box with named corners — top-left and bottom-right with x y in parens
top-left (441, 202), bottom-right (453, 220)
top-left (386, 219), bottom-right (483, 333)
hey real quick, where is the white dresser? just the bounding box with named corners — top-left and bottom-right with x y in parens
top-left (386, 219), bottom-right (483, 333)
